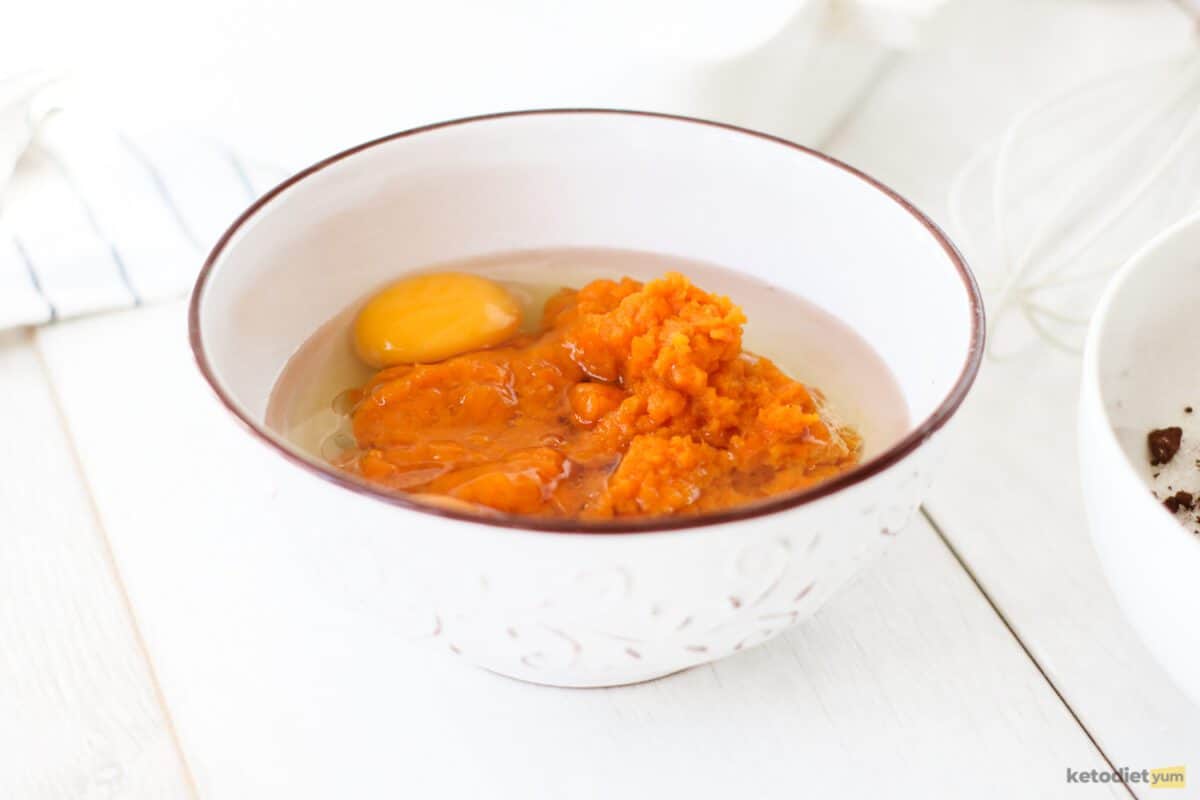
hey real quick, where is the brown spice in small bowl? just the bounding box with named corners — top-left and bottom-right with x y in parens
top-left (1148, 426), bottom-right (1183, 466)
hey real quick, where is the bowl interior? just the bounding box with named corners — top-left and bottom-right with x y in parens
top-left (193, 111), bottom-right (980, 512)
top-left (1096, 213), bottom-right (1200, 511)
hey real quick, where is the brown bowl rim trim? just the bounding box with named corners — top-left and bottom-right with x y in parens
top-left (189, 108), bottom-right (986, 534)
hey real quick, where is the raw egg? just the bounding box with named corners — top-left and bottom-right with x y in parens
top-left (353, 272), bottom-right (522, 367)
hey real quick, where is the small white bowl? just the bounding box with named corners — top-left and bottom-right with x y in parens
top-left (1081, 210), bottom-right (1200, 707)
top-left (190, 110), bottom-right (983, 687)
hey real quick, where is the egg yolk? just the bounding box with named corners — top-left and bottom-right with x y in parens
top-left (353, 272), bottom-right (522, 367)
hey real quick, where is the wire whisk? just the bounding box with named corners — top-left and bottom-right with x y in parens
top-left (947, 38), bottom-right (1200, 359)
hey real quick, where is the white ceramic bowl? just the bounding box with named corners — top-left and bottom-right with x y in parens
top-left (1080, 210), bottom-right (1200, 707)
top-left (190, 110), bottom-right (983, 687)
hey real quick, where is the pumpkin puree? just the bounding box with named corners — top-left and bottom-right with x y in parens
top-left (346, 272), bottom-right (860, 518)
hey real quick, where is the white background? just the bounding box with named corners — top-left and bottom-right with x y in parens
top-left (5, 0), bottom-right (871, 163)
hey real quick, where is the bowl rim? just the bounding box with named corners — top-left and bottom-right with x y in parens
top-left (1082, 208), bottom-right (1200, 555)
top-left (189, 108), bottom-right (986, 534)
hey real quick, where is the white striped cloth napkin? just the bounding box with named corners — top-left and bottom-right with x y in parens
top-left (0, 86), bottom-right (286, 330)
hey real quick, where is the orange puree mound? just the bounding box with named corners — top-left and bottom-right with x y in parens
top-left (348, 272), bottom-right (860, 518)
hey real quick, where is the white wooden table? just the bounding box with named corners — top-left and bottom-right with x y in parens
top-left (5, 2), bottom-right (1199, 798)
